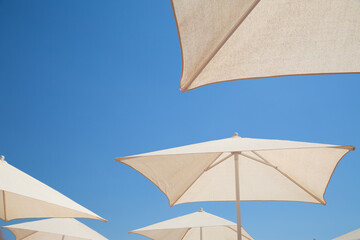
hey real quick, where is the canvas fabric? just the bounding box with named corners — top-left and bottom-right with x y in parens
top-left (0, 159), bottom-right (105, 221)
top-left (4, 218), bottom-right (108, 240)
top-left (131, 210), bottom-right (254, 240)
top-left (116, 135), bottom-right (354, 206)
top-left (333, 228), bottom-right (360, 240)
top-left (172, 0), bottom-right (360, 91)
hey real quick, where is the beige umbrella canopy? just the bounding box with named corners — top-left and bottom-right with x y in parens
top-left (3, 218), bottom-right (108, 240)
top-left (172, 0), bottom-right (360, 92)
top-left (131, 208), bottom-right (254, 240)
top-left (333, 228), bottom-right (360, 240)
top-left (0, 156), bottom-right (105, 222)
top-left (116, 133), bottom-right (355, 240)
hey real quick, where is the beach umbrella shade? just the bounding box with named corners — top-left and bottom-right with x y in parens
top-left (3, 218), bottom-right (108, 240)
top-left (130, 208), bottom-right (254, 240)
top-left (116, 133), bottom-right (355, 240)
top-left (0, 156), bottom-right (105, 222)
top-left (333, 228), bottom-right (360, 240)
top-left (171, 0), bottom-right (360, 92)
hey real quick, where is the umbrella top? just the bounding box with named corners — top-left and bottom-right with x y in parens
top-left (117, 134), bottom-right (354, 159)
top-left (3, 218), bottom-right (108, 240)
top-left (131, 209), bottom-right (236, 232)
top-left (0, 156), bottom-right (106, 222)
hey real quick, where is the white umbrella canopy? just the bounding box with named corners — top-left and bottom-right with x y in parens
top-left (116, 133), bottom-right (355, 240)
top-left (130, 208), bottom-right (254, 240)
top-left (172, 0), bottom-right (360, 92)
top-left (333, 228), bottom-right (360, 240)
top-left (3, 218), bottom-right (108, 240)
top-left (0, 156), bottom-right (105, 222)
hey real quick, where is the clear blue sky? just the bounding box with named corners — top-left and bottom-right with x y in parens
top-left (0, 1), bottom-right (359, 240)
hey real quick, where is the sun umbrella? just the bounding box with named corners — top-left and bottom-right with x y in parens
top-left (333, 228), bottom-right (360, 240)
top-left (3, 218), bottom-right (108, 240)
top-left (0, 156), bottom-right (105, 222)
top-left (130, 208), bottom-right (254, 240)
top-left (171, 0), bottom-right (360, 92)
top-left (116, 133), bottom-right (355, 240)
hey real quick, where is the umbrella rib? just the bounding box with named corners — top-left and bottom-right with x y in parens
top-left (226, 226), bottom-right (252, 240)
top-left (239, 153), bottom-right (275, 168)
top-left (179, 228), bottom-right (191, 240)
top-left (171, 152), bottom-right (223, 206)
top-left (251, 151), bottom-right (326, 205)
top-left (18, 231), bottom-right (38, 240)
top-left (243, 236), bottom-right (252, 240)
top-left (205, 153), bottom-right (233, 171)
top-left (181, 0), bottom-right (262, 91)
top-left (242, 235), bottom-right (253, 240)
top-left (227, 226), bottom-right (237, 233)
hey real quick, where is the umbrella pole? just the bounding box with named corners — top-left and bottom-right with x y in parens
top-left (200, 227), bottom-right (203, 240)
top-left (3, 191), bottom-right (7, 221)
top-left (234, 152), bottom-right (242, 240)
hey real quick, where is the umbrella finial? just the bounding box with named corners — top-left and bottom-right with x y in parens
top-left (198, 208), bottom-right (204, 212)
top-left (0, 155), bottom-right (4, 161)
top-left (232, 132), bottom-right (239, 138)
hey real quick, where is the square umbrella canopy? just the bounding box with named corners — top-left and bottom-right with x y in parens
top-left (171, 0), bottom-right (360, 92)
top-left (0, 156), bottom-right (105, 222)
top-left (130, 208), bottom-right (254, 240)
top-left (3, 218), bottom-right (108, 240)
top-left (116, 133), bottom-right (355, 240)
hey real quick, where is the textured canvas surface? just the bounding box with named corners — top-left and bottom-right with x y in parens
top-left (0, 159), bottom-right (105, 221)
top-left (172, 0), bottom-right (360, 91)
top-left (4, 218), bottom-right (108, 240)
top-left (116, 134), bottom-right (354, 206)
top-left (131, 210), bottom-right (254, 240)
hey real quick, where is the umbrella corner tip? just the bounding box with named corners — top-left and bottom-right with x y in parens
top-left (0, 155), bottom-right (5, 161)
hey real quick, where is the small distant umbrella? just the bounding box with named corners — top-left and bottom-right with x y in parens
top-left (333, 228), bottom-right (360, 240)
top-left (130, 208), bottom-right (254, 240)
top-left (171, 0), bottom-right (360, 92)
top-left (0, 156), bottom-right (105, 222)
top-left (3, 218), bottom-right (108, 240)
top-left (116, 133), bottom-right (354, 240)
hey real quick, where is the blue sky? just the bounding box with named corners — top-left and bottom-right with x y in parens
top-left (0, 1), bottom-right (359, 240)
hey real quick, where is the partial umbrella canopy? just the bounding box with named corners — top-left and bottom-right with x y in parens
top-left (333, 228), bottom-right (360, 240)
top-left (171, 0), bottom-right (360, 92)
top-left (130, 208), bottom-right (254, 240)
top-left (3, 218), bottom-right (108, 240)
top-left (0, 156), bottom-right (105, 222)
top-left (116, 133), bottom-right (355, 240)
